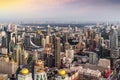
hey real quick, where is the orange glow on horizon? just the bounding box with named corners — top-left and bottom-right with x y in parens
top-left (0, 0), bottom-right (27, 10)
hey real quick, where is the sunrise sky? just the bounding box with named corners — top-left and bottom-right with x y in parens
top-left (0, 0), bottom-right (120, 23)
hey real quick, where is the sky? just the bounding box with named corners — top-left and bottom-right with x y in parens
top-left (0, 0), bottom-right (120, 23)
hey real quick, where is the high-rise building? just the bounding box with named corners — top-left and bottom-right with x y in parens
top-left (110, 26), bottom-right (118, 49)
top-left (1, 31), bottom-right (7, 47)
top-left (49, 35), bottom-right (53, 44)
top-left (64, 42), bottom-right (70, 51)
top-left (8, 24), bottom-right (17, 32)
top-left (22, 50), bottom-right (28, 65)
top-left (46, 36), bottom-right (50, 44)
top-left (47, 25), bottom-right (51, 36)
top-left (54, 37), bottom-right (61, 68)
top-left (9, 40), bottom-right (15, 53)
top-left (40, 34), bottom-right (44, 46)
top-left (65, 47), bottom-right (74, 60)
top-left (0, 55), bottom-right (18, 78)
top-left (18, 68), bottom-right (32, 80)
top-left (24, 35), bottom-right (31, 48)
top-left (104, 40), bottom-right (110, 48)
top-left (42, 38), bottom-right (46, 48)
top-left (45, 54), bottom-right (54, 67)
top-left (32, 50), bottom-right (38, 61)
top-left (5, 24), bottom-right (17, 53)
top-left (89, 52), bottom-right (98, 65)
top-left (13, 45), bottom-right (22, 65)
top-left (110, 26), bottom-right (119, 58)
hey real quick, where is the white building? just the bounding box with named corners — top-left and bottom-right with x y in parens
top-left (0, 74), bottom-right (8, 80)
top-left (18, 68), bottom-right (32, 80)
top-left (42, 38), bottom-right (46, 48)
top-left (65, 48), bottom-right (74, 59)
top-left (0, 55), bottom-right (18, 78)
top-left (55, 70), bottom-right (68, 80)
top-left (46, 36), bottom-right (50, 44)
top-left (34, 69), bottom-right (47, 80)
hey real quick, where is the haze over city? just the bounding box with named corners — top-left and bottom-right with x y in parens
top-left (0, 0), bottom-right (120, 23)
top-left (1, 0), bottom-right (120, 80)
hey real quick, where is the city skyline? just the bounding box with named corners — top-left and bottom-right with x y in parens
top-left (0, 0), bottom-right (120, 23)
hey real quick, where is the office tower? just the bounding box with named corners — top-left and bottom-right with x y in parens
top-left (9, 40), bottom-right (15, 53)
top-left (46, 36), bottom-right (50, 44)
top-left (39, 34), bottom-right (44, 46)
top-left (89, 32), bottom-right (96, 51)
top-left (13, 45), bottom-right (22, 65)
top-left (0, 56), bottom-right (18, 78)
top-left (22, 50), bottom-right (28, 65)
top-left (110, 26), bottom-right (118, 49)
top-left (64, 33), bottom-right (70, 51)
top-left (61, 43), bottom-right (64, 52)
top-left (18, 68), bottom-right (32, 80)
top-left (47, 25), bottom-right (51, 36)
top-left (34, 69), bottom-right (47, 80)
top-left (6, 30), bottom-right (17, 53)
top-left (77, 41), bottom-right (85, 50)
top-left (104, 40), bottom-right (110, 48)
top-left (55, 69), bottom-right (68, 80)
top-left (89, 52), bottom-right (98, 65)
top-left (45, 54), bottom-right (54, 67)
top-left (8, 24), bottom-right (17, 32)
top-left (24, 35), bottom-right (31, 48)
top-left (98, 37), bottom-right (105, 58)
top-left (65, 47), bottom-right (74, 60)
top-left (36, 30), bottom-right (43, 46)
top-left (54, 37), bottom-right (61, 68)
top-left (64, 42), bottom-right (70, 51)
top-left (32, 50), bottom-right (38, 61)
top-left (49, 35), bottom-right (53, 44)
top-left (110, 26), bottom-right (119, 58)
top-left (94, 33), bottom-right (99, 48)
top-left (118, 36), bottom-right (120, 47)
top-left (42, 38), bottom-right (46, 48)
top-left (1, 31), bottom-right (7, 47)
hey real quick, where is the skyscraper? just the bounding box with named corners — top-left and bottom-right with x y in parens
top-left (89, 52), bottom-right (98, 65)
top-left (54, 37), bottom-right (61, 68)
top-left (47, 25), bottom-right (51, 36)
top-left (7, 31), bottom-right (17, 53)
top-left (32, 50), bottom-right (38, 61)
top-left (22, 50), bottom-right (28, 65)
top-left (24, 35), bottom-right (31, 48)
top-left (13, 45), bottom-right (22, 65)
top-left (46, 36), bottom-right (50, 44)
top-left (1, 31), bottom-right (7, 47)
top-left (110, 26), bottom-right (119, 58)
top-left (109, 26), bottom-right (119, 69)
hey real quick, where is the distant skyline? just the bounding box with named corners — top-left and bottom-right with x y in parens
top-left (0, 0), bottom-right (120, 23)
